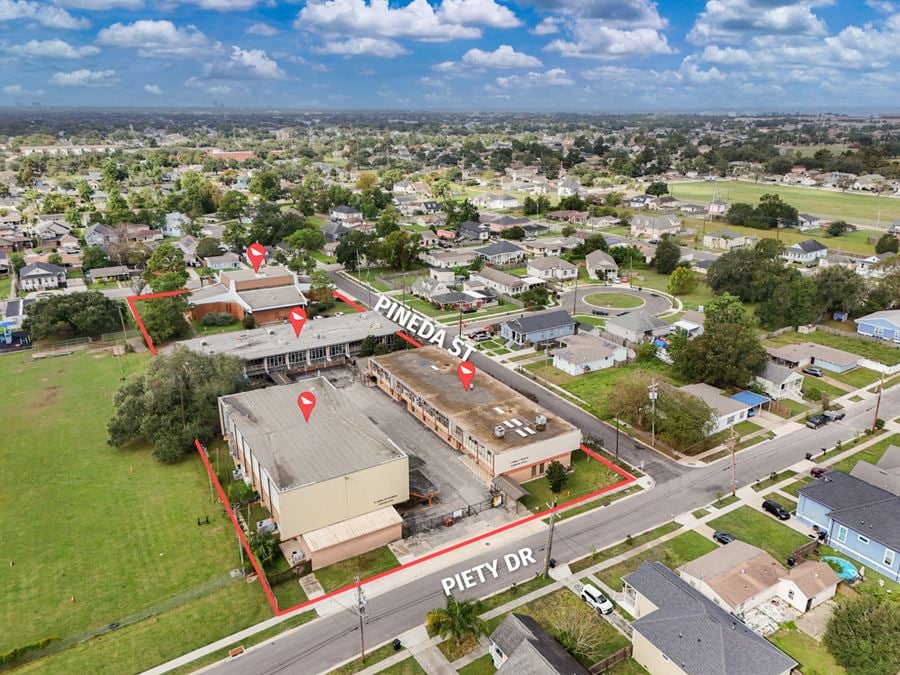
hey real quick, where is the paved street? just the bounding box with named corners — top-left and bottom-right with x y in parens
top-left (556, 285), bottom-right (672, 317)
top-left (189, 273), bottom-right (900, 675)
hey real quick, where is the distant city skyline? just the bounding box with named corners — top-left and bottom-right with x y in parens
top-left (2, 1), bottom-right (899, 111)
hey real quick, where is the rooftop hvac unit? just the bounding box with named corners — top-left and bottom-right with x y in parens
top-left (200, 339), bottom-right (208, 346)
top-left (267, 329), bottom-right (275, 336)
top-left (494, 425), bottom-right (506, 438)
top-left (535, 414), bottom-right (547, 431)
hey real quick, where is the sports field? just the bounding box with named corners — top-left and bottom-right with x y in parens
top-left (1, 350), bottom-right (271, 671)
top-left (670, 180), bottom-right (900, 227)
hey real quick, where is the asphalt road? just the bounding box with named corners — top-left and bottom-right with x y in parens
top-left (202, 273), bottom-right (899, 675)
top-left (556, 285), bottom-right (672, 318)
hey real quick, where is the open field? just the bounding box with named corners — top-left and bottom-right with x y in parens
top-left (560, 359), bottom-right (684, 419)
top-left (708, 506), bottom-right (809, 562)
top-left (763, 329), bottom-right (900, 366)
top-left (1, 350), bottom-right (269, 669)
top-left (669, 180), bottom-right (900, 228)
top-left (519, 449), bottom-right (625, 512)
top-left (627, 267), bottom-right (714, 310)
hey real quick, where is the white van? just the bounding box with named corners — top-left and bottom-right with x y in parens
top-left (580, 583), bottom-right (614, 614)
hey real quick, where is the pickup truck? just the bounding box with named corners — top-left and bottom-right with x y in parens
top-left (823, 409), bottom-right (845, 421)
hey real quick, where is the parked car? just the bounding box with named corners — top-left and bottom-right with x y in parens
top-left (762, 499), bottom-right (791, 520)
top-left (713, 531), bottom-right (736, 545)
top-left (461, 307), bottom-right (477, 314)
top-left (592, 309), bottom-right (608, 316)
top-left (806, 414), bottom-right (829, 429)
top-left (334, 311), bottom-right (345, 317)
top-left (580, 584), bottom-right (614, 614)
top-left (802, 366), bottom-right (824, 377)
top-left (824, 409), bottom-right (845, 421)
top-left (810, 466), bottom-right (829, 478)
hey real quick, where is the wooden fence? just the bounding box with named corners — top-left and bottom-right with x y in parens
top-left (590, 645), bottom-right (633, 673)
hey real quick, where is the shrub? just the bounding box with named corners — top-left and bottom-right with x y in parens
top-left (241, 315), bottom-right (256, 330)
top-left (201, 312), bottom-right (235, 327)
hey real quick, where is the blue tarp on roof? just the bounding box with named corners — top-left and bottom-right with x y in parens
top-left (731, 390), bottom-right (770, 407)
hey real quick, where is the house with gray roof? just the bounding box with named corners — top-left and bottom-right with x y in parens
top-left (782, 239), bottom-right (828, 265)
top-left (585, 249), bottom-right (618, 281)
top-left (623, 561), bottom-right (797, 675)
top-left (500, 309), bottom-right (575, 346)
top-left (604, 310), bottom-right (669, 345)
top-left (488, 613), bottom-right (589, 674)
top-left (797, 470), bottom-right (900, 579)
top-left (17, 262), bottom-right (67, 291)
top-left (755, 362), bottom-right (803, 401)
top-left (475, 240), bottom-right (524, 265)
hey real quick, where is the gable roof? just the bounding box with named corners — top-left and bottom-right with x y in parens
top-left (491, 613), bottom-right (589, 675)
top-left (475, 240), bottom-right (523, 257)
top-left (624, 562), bottom-right (797, 675)
top-left (758, 362), bottom-right (799, 385)
top-left (855, 309), bottom-right (900, 327)
top-left (527, 256), bottom-right (576, 271)
top-left (789, 239), bottom-right (828, 253)
top-left (605, 310), bottom-right (668, 334)
top-left (19, 262), bottom-right (65, 277)
top-left (585, 249), bottom-right (617, 269)
top-left (504, 309), bottom-right (575, 335)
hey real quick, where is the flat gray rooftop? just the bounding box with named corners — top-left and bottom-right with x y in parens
top-left (220, 378), bottom-right (406, 490)
top-left (178, 311), bottom-right (401, 361)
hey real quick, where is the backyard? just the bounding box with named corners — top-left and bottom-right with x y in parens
top-left (1, 350), bottom-right (272, 672)
top-left (560, 359), bottom-right (684, 419)
top-left (763, 330), bottom-right (900, 367)
top-left (769, 623), bottom-right (846, 675)
top-left (708, 506), bottom-right (810, 562)
top-left (669, 180), bottom-right (900, 229)
top-left (596, 531), bottom-right (718, 591)
top-left (518, 449), bottom-right (626, 512)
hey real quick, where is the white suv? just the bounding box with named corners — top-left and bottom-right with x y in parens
top-left (580, 584), bottom-right (614, 614)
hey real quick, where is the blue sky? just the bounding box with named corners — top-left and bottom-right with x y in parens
top-left (1, 0), bottom-right (899, 110)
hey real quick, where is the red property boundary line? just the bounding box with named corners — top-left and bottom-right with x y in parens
top-left (129, 286), bottom-right (634, 617)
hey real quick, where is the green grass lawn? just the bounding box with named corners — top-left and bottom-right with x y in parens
top-left (708, 507), bottom-right (810, 562)
top-left (457, 653), bottom-right (495, 675)
top-left (802, 376), bottom-right (849, 401)
top-left (561, 359), bottom-right (684, 419)
top-left (310, 250), bottom-right (337, 264)
top-left (437, 634), bottom-right (480, 663)
top-left (712, 494), bottom-right (740, 508)
top-left (314, 546), bottom-right (400, 594)
top-left (783, 475), bottom-right (815, 498)
top-left (669, 180), bottom-right (900, 229)
top-left (486, 589), bottom-right (629, 667)
top-left (598, 531), bottom-right (718, 591)
top-left (570, 522), bottom-right (683, 574)
top-left (763, 492), bottom-right (798, 512)
top-left (2, 350), bottom-right (270, 667)
top-left (524, 360), bottom-right (574, 386)
top-left (830, 433), bottom-right (900, 474)
top-left (551, 484), bottom-right (642, 523)
top-left (772, 398), bottom-right (810, 418)
top-left (733, 420), bottom-right (764, 436)
top-left (769, 625), bottom-right (845, 675)
top-left (692, 508), bottom-right (710, 519)
top-left (398, 296), bottom-right (457, 318)
top-left (331, 640), bottom-right (402, 674)
top-left (0, 274), bottom-right (10, 300)
top-left (191, 318), bottom-right (246, 336)
top-left (479, 574), bottom-right (555, 612)
top-left (752, 469), bottom-right (798, 492)
top-left (827, 367), bottom-right (882, 389)
top-left (763, 330), bottom-right (900, 367)
top-left (626, 267), bottom-right (714, 310)
top-left (380, 656), bottom-right (426, 674)
top-left (605, 659), bottom-right (650, 675)
top-left (519, 450), bottom-right (624, 512)
top-left (582, 291), bottom-right (644, 309)
top-left (573, 314), bottom-right (606, 328)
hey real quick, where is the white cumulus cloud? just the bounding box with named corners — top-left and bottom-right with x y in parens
top-left (437, 0), bottom-right (520, 28)
top-left (461, 45), bottom-right (541, 68)
top-left (49, 68), bottom-right (117, 86)
top-left (316, 36), bottom-right (409, 57)
top-left (53, 0), bottom-right (143, 9)
top-left (546, 25), bottom-right (675, 59)
top-left (203, 46), bottom-right (285, 79)
top-left (4, 39), bottom-right (99, 58)
top-left (0, 0), bottom-right (89, 29)
top-left (97, 20), bottom-right (212, 58)
top-left (495, 67), bottom-right (574, 88)
top-left (247, 21), bottom-right (278, 36)
top-left (144, 83), bottom-right (162, 94)
top-left (688, 0), bottom-right (830, 44)
top-left (531, 16), bottom-right (560, 34)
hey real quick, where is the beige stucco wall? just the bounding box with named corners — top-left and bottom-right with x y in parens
top-left (632, 630), bottom-right (687, 675)
top-left (303, 522), bottom-right (402, 570)
top-left (275, 459), bottom-right (409, 541)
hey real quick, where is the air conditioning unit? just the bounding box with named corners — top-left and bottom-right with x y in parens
top-left (535, 414), bottom-right (547, 431)
top-left (267, 329), bottom-right (275, 336)
top-left (494, 425), bottom-right (506, 438)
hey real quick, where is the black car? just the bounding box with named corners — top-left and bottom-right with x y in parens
top-left (592, 309), bottom-right (608, 316)
top-left (762, 499), bottom-right (791, 520)
top-left (806, 414), bottom-right (829, 429)
top-left (713, 531), bottom-right (736, 545)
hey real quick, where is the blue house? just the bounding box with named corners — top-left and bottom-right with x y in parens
top-left (855, 309), bottom-right (900, 343)
top-left (797, 471), bottom-right (900, 580)
top-left (500, 309), bottom-right (575, 346)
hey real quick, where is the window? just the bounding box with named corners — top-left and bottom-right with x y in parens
top-left (885, 549), bottom-right (895, 567)
top-left (837, 525), bottom-right (848, 542)
top-left (531, 465), bottom-right (538, 478)
top-left (787, 589), bottom-right (795, 600)
top-left (539, 463), bottom-right (545, 474)
top-left (858, 535), bottom-right (870, 545)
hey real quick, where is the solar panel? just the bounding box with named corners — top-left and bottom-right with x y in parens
top-left (514, 428), bottom-right (528, 437)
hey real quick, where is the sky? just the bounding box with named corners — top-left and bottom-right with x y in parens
top-left (1, 0), bottom-right (899, 111)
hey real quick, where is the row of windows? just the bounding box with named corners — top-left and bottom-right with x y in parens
top-left (836, 524), bottom-right (896, 567)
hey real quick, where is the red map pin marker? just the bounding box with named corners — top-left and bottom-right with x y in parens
top-left (247, 242), bottom-right (266, 273)
top-left (288, 307), bottom-right (307, 338)
top-left (457, 361), bottom-right (476, 391)
top-left (297, 391), bottom-right (317, 423)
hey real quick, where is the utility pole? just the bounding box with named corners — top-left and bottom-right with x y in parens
top-left (572, 264), bottom-right (579, 314)
top-left (615, 415), bottom-right (620, 462)
top-left (648, 380), bottom-right (659, 446)
top-left (729, 427), bottom-right (738, 497)
top-left (872, 371), bottom-right (885, 432)
top-left (542, 500), bottom-right (558, 578)
top-left (356, 578), bottom-right (368, 661)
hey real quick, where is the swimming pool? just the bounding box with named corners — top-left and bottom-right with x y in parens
top-left (823, 556), bottom-right (859, 581)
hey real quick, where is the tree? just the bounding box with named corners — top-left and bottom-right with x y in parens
top-left (501, 226), bottom-right (525, 241)
top-left (654, 234), bottom-right (681, 274)
top-left (335, 230), bottom-right (372, 272)
top-left (815, 266), bottom-right (867, 317)
top-left (673, 322), bottom-right (767, 388)
top-left (704, 292), bottom-right (753, 329)
top-left (23, 292), bottom-right (123, 339)
top-left (144, 242), bottom-right (188, 292)
top-left (47, 252), bottom-right (63, 266)
top-left (754, 193), bottom-right (798, 229)
top-left (724, 203), bottom-right (756, 227)
top-left (875, 233), bottom-right (899, 254)
top-left (545, 460), bottom-right (568, 494)
top-left (373, 230), bottom-right (422, 271)
top-left (308, 269), bottom-right (335, 304)
top-left (140, 296), bottom-right (189, 344)
top-left (443, 199), bottom-right (479, 229)
top-left (656, 387), bottom-right (715, 454)
top-left (249, 531), bottom-right (280, 569)
top-left (644, 181), bottom-right (669, 196)
top-left (285, 228), bottom-right (325, 255)
top-left (219, 190), bottom-right (248, 219)
top-left (520, 287), bottom-right (549, 309)
top-left (9, 252), bottom-right (25, 273)
top-left (668, 267), bottom-right (698, 295)
top-left (248, 171), bottom-right (281, 201)
top-left (827, 220), bottom-right (850, 237)
top-left (81, 245), bottom-right (111, 272)
top-left (195, 237), bottom-right (222, 259)
top-left (107, 348), bottom-right (246, 463)
top-left (426, 596), bottom-right (487, 647)
top-left (223, 221), bottom-right (249, 252)
top-left (756, 275), bottom-right (820, 329)
top-left (376, 205), bottom-right (401, 237)
top-left (824, 595), bottom-right (900, 675)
